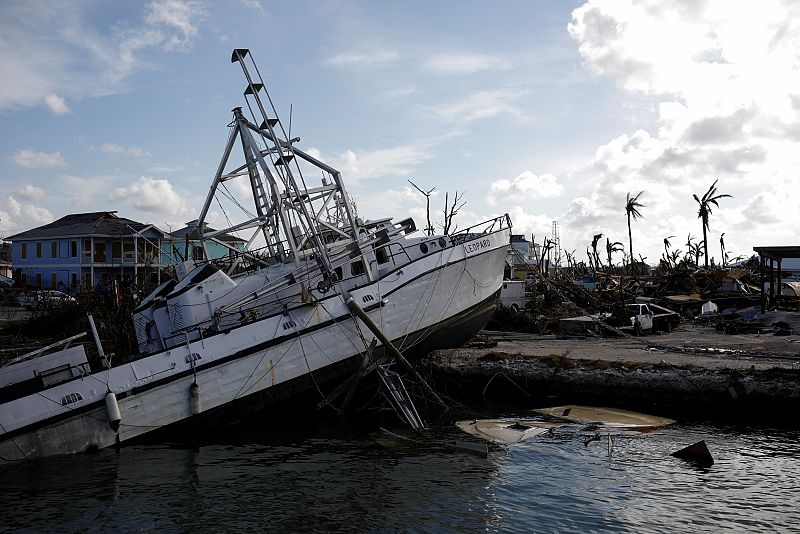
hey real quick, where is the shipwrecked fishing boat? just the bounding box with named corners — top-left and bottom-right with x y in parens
top-left (0, 49), bottom-right (511, 463)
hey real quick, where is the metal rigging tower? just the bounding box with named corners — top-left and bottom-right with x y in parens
top-left (196, 48), bottom-right (362, 275)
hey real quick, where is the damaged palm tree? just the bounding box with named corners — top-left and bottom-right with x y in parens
top-left (685, 234), bottom-right (704, 268)
top-left (693, 179), bottom-right (732, 269)
top-left (590, 233), bottom-right (604, 273)
top-left (624, 191), bottom-right (645, 274)
top-left (605, 238), bottom-right (624, 273)
top-left (662, 235), bottom-right (676, 269)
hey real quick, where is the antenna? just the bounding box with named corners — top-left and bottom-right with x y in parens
top-left (552, 220), bottom-right (561, 271)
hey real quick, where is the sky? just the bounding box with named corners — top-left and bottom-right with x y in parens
top-left (1, 0), bottom-right (799, 267)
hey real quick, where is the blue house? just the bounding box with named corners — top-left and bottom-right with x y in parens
top-left (164, 220), bottom-right (246, 264)
top-left (7, 211), bottom-right (168, 291)
top-left (0, 242), bottom-right (11, 285)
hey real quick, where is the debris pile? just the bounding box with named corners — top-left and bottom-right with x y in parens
top-left (497, 259), bottom-right (798, 337)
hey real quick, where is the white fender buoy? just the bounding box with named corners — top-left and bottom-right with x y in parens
top-left (105, 391), bottom-right (121, 432)
top-left (190, 381), bottom-right (202, 415)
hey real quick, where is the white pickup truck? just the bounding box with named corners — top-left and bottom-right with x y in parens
top-left (624, 303), bottom-right (654, 334)
top-left (500, 280), bottom-right (526, 312)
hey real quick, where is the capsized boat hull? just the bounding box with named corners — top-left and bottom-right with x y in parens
top-left (532, 405), bottom-right (676, 429)
top-left (456, 405), bottom-right (676, 444)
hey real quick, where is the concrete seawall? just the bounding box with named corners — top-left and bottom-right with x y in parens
top-left (420, 326), bottom-right (800, 421)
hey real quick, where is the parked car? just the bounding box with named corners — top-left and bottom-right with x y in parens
top-left (17, 290), bottom-right (75, 309)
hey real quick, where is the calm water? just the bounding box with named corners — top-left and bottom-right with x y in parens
top-left (1, 413), bottom-right (798, 533)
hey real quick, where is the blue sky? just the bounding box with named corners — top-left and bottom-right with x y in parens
top-left (1, 0), bottom-right (799, 266)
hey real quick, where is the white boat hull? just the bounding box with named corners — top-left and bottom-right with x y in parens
top-left (0, 231), bottom-right (508, 462)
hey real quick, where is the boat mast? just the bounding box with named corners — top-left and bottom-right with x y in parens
top-left (196, 48), bottom-right (364, 275)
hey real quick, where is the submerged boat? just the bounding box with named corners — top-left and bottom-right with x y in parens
top-left (0, 49), bottom-right (511, 463)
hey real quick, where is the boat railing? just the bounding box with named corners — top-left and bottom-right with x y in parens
top-left (377, 214), bottom-right (511, 268)
top-left (449, 214), bottom-right (512, 244)
top-left (2, 332), bottom-right (88, 367)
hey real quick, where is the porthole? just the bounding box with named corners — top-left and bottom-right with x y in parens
top-left (420, 243), bottom-right (429, 254)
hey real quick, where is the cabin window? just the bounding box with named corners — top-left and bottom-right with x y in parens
top-left (376, 247), bottom-right (389, 264)
top-left (36, 241), bottom-right (42, 258)
top-left (192, 245), bottom-right (204, 260)
top-left (334, 266), bottom-right (343, 281)
top-left (419, 243), bottom-right (429, 254)
top-left (350, 260), bottom-right (365, 276)
top-left (123, 242), bottom-right (135, 260)
top-left (61, 392), bottom-right (84, 406)
top-left (21, 243), bottom-right (27, 259)
top-left (71, 240), bottom-right (78, 258)
top-left (51, 241), bottom-right (57, 258)
top-left (71, 273), bottom-right (78, 289)
top-left (83, 239), bottom-right (92, 257)
top-left (51, 273), bottom-right (57, 288)
top-left (35, 273), bottom-right (42, 287)
top-left (112, 241), bottom-right (122, 259)
top-left (439, 238), bottom-right (446, 248)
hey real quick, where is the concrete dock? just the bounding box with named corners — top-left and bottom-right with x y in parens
top-left (421, 322), bottom-right (800, 420)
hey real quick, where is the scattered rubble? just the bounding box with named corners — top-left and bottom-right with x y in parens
top-left (501, 261), bottom-right (798, 338)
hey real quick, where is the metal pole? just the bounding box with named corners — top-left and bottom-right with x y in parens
top-left (88, 314), bottom-right (107, 364)
top-left (760, 254), bottom-right (766, 314)
top-left (344, 296), bottom-right (447, 408)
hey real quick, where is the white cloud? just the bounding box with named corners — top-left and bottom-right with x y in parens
top-left (44, 94), bottom-right (70, 115)
top-left (326, 50), bottom-right (400, 68)
top-left (423, 53), bottom-right (512, 74)
top-left (11, 149), bottom-right (66, 169)
top-left (14, 185), bottom-right (45, 202)
top-left (149, 164), bottom-right (184, 173)
top-left (312, 144), bottom-right (434, 183)
top-left (560, 0), bottom-right (800, 263)
top-left (144, 0), bottom-right (204, 51)
top-left (488, 171), bottom-right (564, 206)
top-left (240, 0), bottom-right (265, 13)
top-left (0, 1), bottom-right (206, 113)
top-left (432, 89), bottom-right (525, 124)
top-left (98, 143), bottom-right (150, 158)
top-left (109, 176), bottom-right (193, 216)
top-left (0, 195), bottom-right (53, 237)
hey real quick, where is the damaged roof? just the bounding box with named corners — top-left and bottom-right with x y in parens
top-left (753, 246), bottom-right (800, 261)
top-left (6, 211), bottom-right (165, 240)
top-left (168, 222), bottom-right (246, 243)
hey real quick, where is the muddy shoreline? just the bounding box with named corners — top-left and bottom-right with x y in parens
top-left (420, 323), bottom-right (800, 422)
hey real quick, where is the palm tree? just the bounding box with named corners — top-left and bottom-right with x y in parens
top-left (591, 233), bottom-right (603, 272)
top-left (693, 180), bottom-right (731, 268)
top-left (685, 234), bottom-right (703, 267)
top-left (624, 191), bottom-right (645, 273)
top-left (605, 238), bottom-right (625, 271)
top-left (663, 235), bottom-right (676, 267)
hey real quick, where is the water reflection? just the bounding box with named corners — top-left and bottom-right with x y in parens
top-left (1, 418), bottom-right (798, 533)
